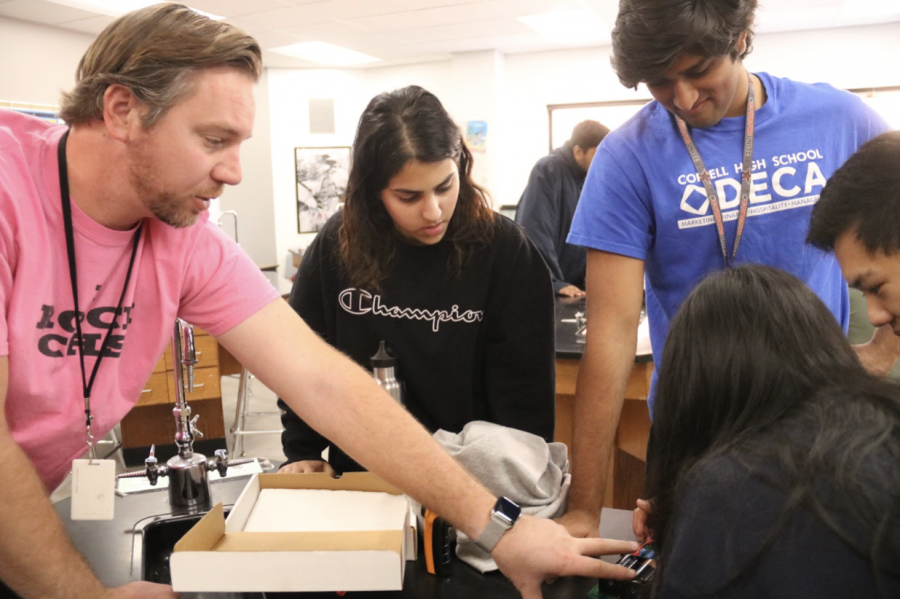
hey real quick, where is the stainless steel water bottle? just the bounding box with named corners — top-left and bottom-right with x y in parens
top-left (371, 340), bottom-right (404, 405)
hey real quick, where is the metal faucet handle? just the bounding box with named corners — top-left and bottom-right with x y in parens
top-left (574, 311), bottom-right (588, 336)
top-left (189, 414), bottom-right (204, 440)
top-left (145, 444), bottom-right (168, 485)
top-left (207, 448), bottom-right (229, 478)
top-left (180, 322), bottom-right (197, 366)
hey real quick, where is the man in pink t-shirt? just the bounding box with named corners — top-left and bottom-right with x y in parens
top-left (0, 5), bottom-right (638, 599)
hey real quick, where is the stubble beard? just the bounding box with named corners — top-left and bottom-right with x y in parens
top-left (129, 156), bottom-right (220, 229)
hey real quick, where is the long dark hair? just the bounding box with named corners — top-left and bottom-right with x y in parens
top-left (646, 264), bottom-right (900, 594)
top-left (339, 85), bottom-right (494, 291)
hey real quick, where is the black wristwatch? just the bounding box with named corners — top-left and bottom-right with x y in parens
top-left (475, 496), bottom-right (521, 553)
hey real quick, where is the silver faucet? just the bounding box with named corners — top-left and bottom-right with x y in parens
top-left (574, 311), bottom-right (587, 339)
top-left (143, 319), bottom-right (229, 508)
top-left (217, 210), bottom-right (239, 244)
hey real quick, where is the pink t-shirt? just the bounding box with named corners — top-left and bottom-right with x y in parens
top-left (0, 110), bottom-right (281, 490)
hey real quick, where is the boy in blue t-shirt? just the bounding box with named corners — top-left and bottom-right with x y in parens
top-left (559, 0), bottom-right (897, 540)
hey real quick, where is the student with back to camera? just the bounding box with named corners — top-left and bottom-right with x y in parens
top-left (278, 85), bottom-right (556, 476)
top-left (515, 120), bottom-right (610, 298)
top-left (641, 264), bottom-right (900, 598)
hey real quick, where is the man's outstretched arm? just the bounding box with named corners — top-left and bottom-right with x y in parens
top-left (217, 299), bottom-right (640, 597)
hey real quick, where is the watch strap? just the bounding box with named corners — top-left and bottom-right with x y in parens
top-left (474, 511), bottom-right (509, 553)
top-left (474, 497), bottom-right (520, 553)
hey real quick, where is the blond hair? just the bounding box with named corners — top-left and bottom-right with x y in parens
top-left (59, 3), bottom-right (261, 126)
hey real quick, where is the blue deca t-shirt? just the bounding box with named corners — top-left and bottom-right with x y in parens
top-left (569, 72), bottom-right (889, 415)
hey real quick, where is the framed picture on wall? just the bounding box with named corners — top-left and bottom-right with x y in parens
top-left (295, 146), bottom-right (350, 233)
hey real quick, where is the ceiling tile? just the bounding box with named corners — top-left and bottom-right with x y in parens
top-left (362, 44), bottom-right (449, 60)
top-left (772, 0), bottom-right (841, 8)
top-left (391, 0), bottom-right (484, 9)
top-left (322, 31), bottom-right (403, 51)
top-left (345, 2), bottom-right (505, 33)
top-left (378, 16), bottom-right (530, 45)
top-left (356, 54), bottom-right (451, 69)
top-left (5, 0), bottom-right (900, 71)
top-left (308, 0), bottom-right (409, 20)
top-left (405, 35), bottom-right (504, 54)
top-left (486, 0), bottom-right (585, 18)
top-left (278, 0), bottom-right (339, 5)
top-left (58, 14), bottom-right (114, 35)
top-left (185, 0), bottom-right (294, 18)
top-left (253, 29), bottom-right (309, 49)
top-left (573, 0), bottom-right (634, 25)
top-left (0, 0), bottom-right (95, 24)
top-left (236, 4), bottom-right (335, 29)
top-left (282, 18), bottom-right (371, 39)
top-left (224, 15), bottom-right (280, 37)
top-left (491, 32), bottom-right (568, 53)
top-left (376, 53), bottom-right (453, 66)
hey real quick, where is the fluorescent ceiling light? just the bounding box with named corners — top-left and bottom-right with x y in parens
top-left (269, 42), bottom-right (380, 66)
top-left (46, 0), bottom-right (223, 20)
top-left (519, 10), bottom-right (611, 46)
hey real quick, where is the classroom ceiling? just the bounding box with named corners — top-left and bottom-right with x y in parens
top-left (1, 0), bottom-right (899, 69)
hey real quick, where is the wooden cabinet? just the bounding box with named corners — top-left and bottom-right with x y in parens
top-left (137, 372), bottom-right (169, 407)
top-left (554, 357), bottom-right (653, 511)
top-left (120, 327), bottom-right (227, 465)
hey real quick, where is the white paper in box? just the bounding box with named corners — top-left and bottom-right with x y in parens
top-left (170, 472), bottom-right (413, 593)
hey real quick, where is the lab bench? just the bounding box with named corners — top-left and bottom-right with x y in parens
top-left (553, 296), bottom-right (653, 511)
top-left (46, 476), bottom-right (635, 599)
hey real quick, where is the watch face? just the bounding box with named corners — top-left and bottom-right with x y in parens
top-left (494, 497), bottom-right (521, 524)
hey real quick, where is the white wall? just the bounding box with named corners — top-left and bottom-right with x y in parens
top-left (449, 50), bottom-right (506, 200)
top-left (502, 45), bottom-right (631, 206)
top-left (0, 17), bottom-right (90, 105)
top-left (744, 22), bottom-right (900, 89)
top-left (219, 68), bottom-right (278, 286)
top-left (266, 67), bottom-right (368, 293)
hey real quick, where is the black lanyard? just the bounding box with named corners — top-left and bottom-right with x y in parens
top-left (57, 131), bottom-right (143, 456)
top-left (675, 72), bottom-right (756, 267)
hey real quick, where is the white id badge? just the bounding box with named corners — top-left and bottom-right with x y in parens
top-left (70, 459), bottom-right (116, 520)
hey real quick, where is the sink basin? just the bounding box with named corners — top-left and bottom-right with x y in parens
top-left (131, 508), bottom-right (264, 598)
top-left (138, 512), bottom-right (219, 585)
